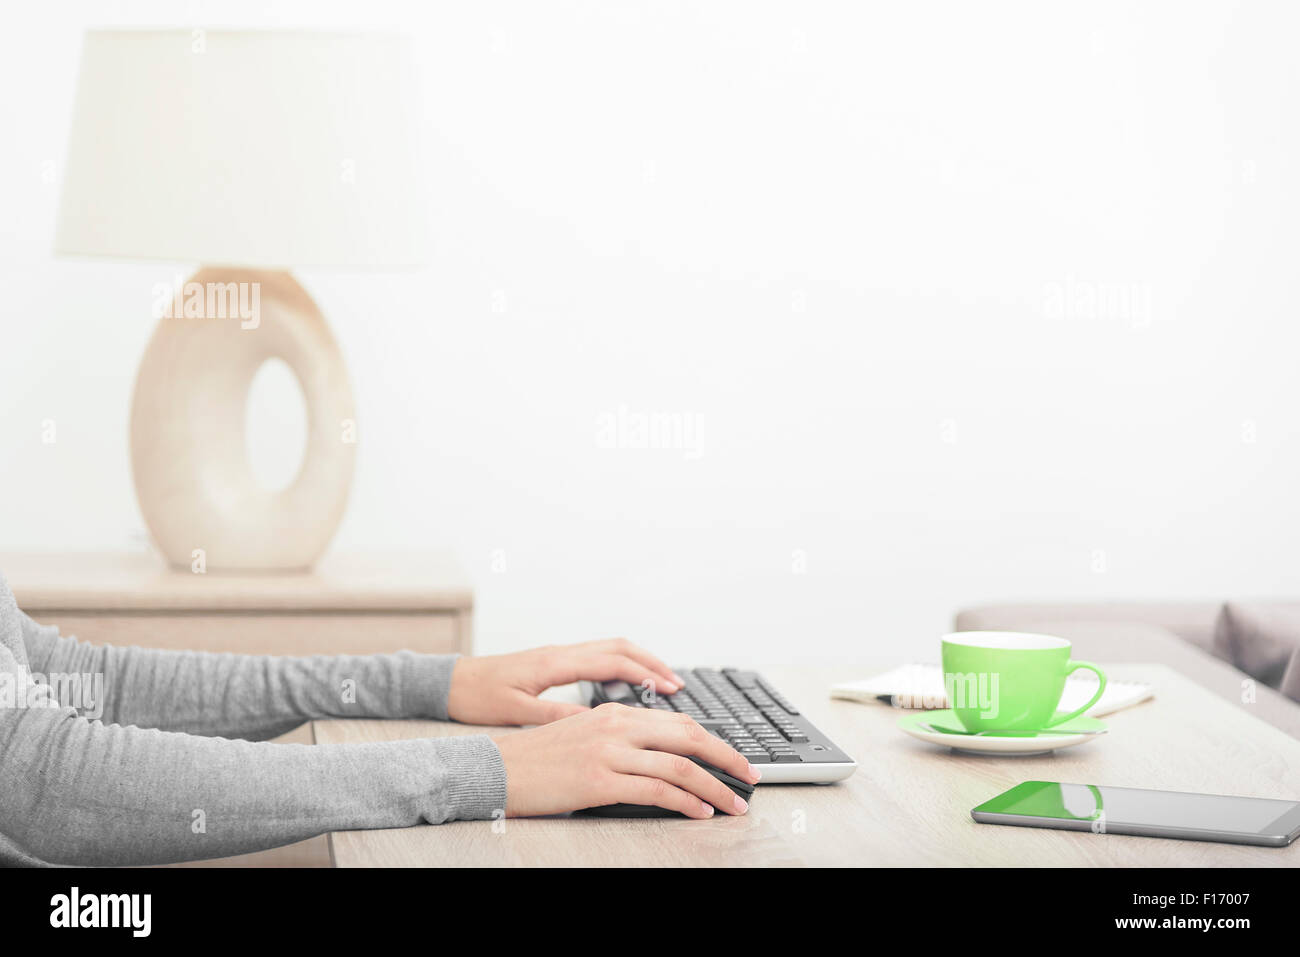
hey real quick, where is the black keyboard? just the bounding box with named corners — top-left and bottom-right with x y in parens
top-left (580, 667), bottom-right (856, 784)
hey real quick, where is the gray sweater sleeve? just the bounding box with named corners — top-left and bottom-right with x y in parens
top-left (0, 671), bottom-right (506, 866)
top-left (19, 612), bottom-right (459, 740)
top-left (1, 608), bottom-right (508, 867)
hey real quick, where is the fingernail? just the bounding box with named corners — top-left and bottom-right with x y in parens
top-left (733, 795), bottom-right (748, 814)
top-left (701, 802), bottom-right (714, 817)
top-left (671, 672), bottom-right (685, 685)
top-left (748, 763), bottom-right (762, 782)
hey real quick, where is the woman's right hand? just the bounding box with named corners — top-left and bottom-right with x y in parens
top-left (492, 703), bottom-right (762, 819)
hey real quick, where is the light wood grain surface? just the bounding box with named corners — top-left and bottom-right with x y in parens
top-left (1, 550), bottom-right (473, 612)
top-left (315, 663), bottom-right (1300, 867)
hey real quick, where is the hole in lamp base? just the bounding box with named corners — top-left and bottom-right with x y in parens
top-left (245, 356), bottom-right (309, 493)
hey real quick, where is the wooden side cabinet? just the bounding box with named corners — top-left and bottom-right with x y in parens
top-left (0, 549), bottom-right (474, 868)
top-left (2, 550), bottom-right (474, 657)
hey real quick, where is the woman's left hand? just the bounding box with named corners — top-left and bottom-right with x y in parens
top-left (446, 639), bottom-right (684, 726)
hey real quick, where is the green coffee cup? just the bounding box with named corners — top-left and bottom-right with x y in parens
top-left (941, 631), bottom-right (1106, 734)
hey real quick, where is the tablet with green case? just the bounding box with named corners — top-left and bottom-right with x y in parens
top-left (973, 781), bottom-right (1300, 847)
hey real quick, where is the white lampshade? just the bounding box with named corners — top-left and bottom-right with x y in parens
top-left (55, 30), bottom-right (427, 268)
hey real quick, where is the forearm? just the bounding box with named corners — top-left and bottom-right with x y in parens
top-left (20, 612), bottom-right (458, 739)
top-left (94, 646), bottom-right (459, 740)
top-left (0, 703), bottom-right (506, 867)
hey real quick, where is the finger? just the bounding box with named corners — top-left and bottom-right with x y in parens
top-left (554, 653), bottom-right (681, 695)
top-left (612, 774), bottom-right (716, 820)
top-left (624, 710), bottom-right (760, 784)
top-left (613, 749), bottom-right (748, 815)
top-left (583, 638), bottom-right (683, 687)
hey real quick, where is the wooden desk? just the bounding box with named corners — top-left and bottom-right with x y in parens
top-left (315, 663), bottom-right (1300, 867)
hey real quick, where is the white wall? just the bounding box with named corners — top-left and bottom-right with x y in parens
top-left (4, 1), bottom-right (1300, 665)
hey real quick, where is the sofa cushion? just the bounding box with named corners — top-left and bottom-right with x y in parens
top-left (1213, 603), bottom-right (1300, 702)
top-left (954, 602), bottom-right (1221, 652)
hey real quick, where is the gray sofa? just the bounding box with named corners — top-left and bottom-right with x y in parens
top-left (954, 602), bottom-right (1300, 740)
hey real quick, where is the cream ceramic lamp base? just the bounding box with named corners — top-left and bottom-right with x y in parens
top-left (130, 268), bottom-right (356, 571)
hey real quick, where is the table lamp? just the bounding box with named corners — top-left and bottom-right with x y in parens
top-left (54, 30), bottom-right (426, 570)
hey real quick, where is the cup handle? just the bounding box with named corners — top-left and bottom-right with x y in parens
top-left (1043, 660), bottom-right (1107, 728)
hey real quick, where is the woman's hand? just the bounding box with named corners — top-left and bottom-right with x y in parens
top-left (447, 638), bottom-right (684, 726)
top-left (492, 703), bottom-right (761, 818)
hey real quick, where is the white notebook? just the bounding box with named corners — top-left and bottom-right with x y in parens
top-left (831, 663), bottom-right (1153, 717)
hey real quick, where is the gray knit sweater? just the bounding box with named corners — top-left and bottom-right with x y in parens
top-left (0, 571), bottom-right (507, 867)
